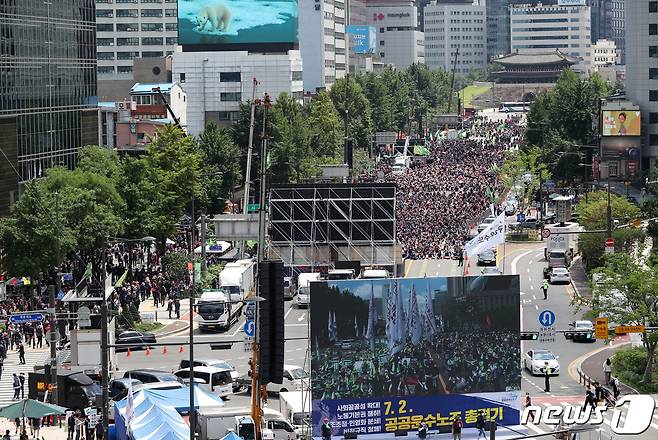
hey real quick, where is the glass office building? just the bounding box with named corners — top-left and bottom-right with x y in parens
top-left (0, 0), bottom-right (98, 215)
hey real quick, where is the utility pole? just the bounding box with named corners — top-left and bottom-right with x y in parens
top-left (201, 214), bottom-right (207, 279)
top-left (241, 78), bottom-right (259, 258)
top-left (252, 93), bottom-right (271, 440)
top-left (189, 192), bottom-right (196, 440)
top-left (101, 247), bottom-right (109, 440)
top-left (447, 48), bottom-right (459, 114)
top-left (50, 192), bottom-right (60, 407)
top-left (344, 74), bottom-right (351, 171)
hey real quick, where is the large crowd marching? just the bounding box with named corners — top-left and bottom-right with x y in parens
top-left (390, 117), bottom-right (524, 259)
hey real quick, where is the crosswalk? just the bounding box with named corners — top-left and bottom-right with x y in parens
top-left (0, 348), bottom-right (49, 407)
top-left (525, 397), bottom-right (658, 438)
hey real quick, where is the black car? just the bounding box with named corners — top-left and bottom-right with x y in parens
top-left (123, 369), bottom-right (182, 384)
top-left (109, 378), bottom-right (142, 399)
top-left (115, 330), bottom-right (157, 350)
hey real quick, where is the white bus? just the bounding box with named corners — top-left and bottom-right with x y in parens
top-left (499, 102), bottom-right (530, 112)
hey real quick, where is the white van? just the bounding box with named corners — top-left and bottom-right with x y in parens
top-left (296, 273), bottom-right (321, 308)
top-left (327, 269), bottom-right (355, 280)
top-left (361, 269), bottom-right (390, 279)
top-left (174, 366), bottom-right (234, 398)
top-left (245, 365), bottom-right (309, 394)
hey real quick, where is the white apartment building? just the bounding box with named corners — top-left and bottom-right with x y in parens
top-left (424, 1), bottom-right (487, 73)
top-left (625, 0), bottom-right (658, 168)
top-left (592, 38), bottom-right (618, 69)
top-left (172, 51), bottom-right (303, 136)
top-left (299, 0), bottom-right (347, 92)
top-left (95, 0), bottom-right (178, 80)
top-left (509, 2), bottom-right (592, 75)
top-left (365, 1), bottom-right (424, 69)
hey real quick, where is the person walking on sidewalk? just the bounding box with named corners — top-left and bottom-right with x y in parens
top-left (603, 358), bottom-right (612, 385)
top-left (611, 376), bottom-right (620, 400)
top-left (12, 374), bottom-right (20, 400)
top-left (19, 373), bottom-right (25, 399)
top-left (174, 298), bottom-right (180, 319)
top-left (544, 362), bottom-right (552, 392)
top-left (17, 343), bottom-right (25, 365)
top-left (541, 279), bottom-right (549, 300)
top-left (167, 299), bottom-right (173, 319)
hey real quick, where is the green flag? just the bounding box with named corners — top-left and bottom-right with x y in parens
top-left (413, 145), bottom-right (429, 156)
top-left (266, 151), bottom-right (272, 169)
top-left (115, 269), bottom-right (129, 288)
top-left (83, 262), bottom-right (92, 280)
top-left (485, 187), bottom-right (494, 202)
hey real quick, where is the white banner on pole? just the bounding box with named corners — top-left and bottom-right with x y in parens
top-left (465, 212), bottom-right (506, 257)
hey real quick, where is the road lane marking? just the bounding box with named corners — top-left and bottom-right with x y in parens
top-left (530, 285), bottom-right (534, 290)
top-left (232, 320), bottom-right (245, 336)
top-left (535, 305), bottom-right (539, 310)
top-left (298, 313), bottom-right (306, 322)
top-left (525, 424), bottom-right (545, 435)
top-left (511, 249), bottom-right (535, 275)
top-left (532, 295), bottom-right (536, 300)
top-left (284, 306), bottom-right (294, 320)
top-left (528, 277), bottom-right (532, 283)
top-left (527, 268), bottom-right (531, 273)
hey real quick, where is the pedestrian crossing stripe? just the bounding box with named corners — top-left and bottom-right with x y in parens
top-left (0, 348), bottom-right (49, 406)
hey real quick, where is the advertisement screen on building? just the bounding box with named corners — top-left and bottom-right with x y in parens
top-left (178, 0), bottom-right (297, 48)
top-left (346, 25), bottom-right (376, 54)
top-left (602, 110), bottom-right (641, 136)
top-left (310, 275), bottom-right (521, 437)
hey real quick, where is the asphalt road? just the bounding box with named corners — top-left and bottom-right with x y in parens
top-left (116, 299), bottom-right (310, 409)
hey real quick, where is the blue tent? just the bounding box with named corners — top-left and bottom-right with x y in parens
top-left (221, 432), bottom-right (244, 440)
top-left (114, 387), bottom-right (224, 440)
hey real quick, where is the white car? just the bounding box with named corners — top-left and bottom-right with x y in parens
top-left (550, 267), bottom-right (571, 284)
top-left (477, 216), bottom-right (496, 232)
top-left (568, 320), bottom-right (596, 342)
top-left (524, 349), bottom-right (560, 376)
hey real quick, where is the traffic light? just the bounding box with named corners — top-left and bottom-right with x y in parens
top-left (258, 260), bottom-right (285, 385)
top-left (520, 332), bottom-right (539, 340)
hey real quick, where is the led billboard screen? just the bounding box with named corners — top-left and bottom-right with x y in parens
top-left (178, 0), bottom-right (298, 47)
top-left (602, 110), bottom-right (641, 137)
top-left (310, 275), bottom-right (521, 437)
top-left (346, 25), bottom-right (377, 54)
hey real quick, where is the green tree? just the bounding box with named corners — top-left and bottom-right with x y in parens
top-left (576, 191), bottom-right (643, 268)
top-left (197, 121), bottom-right (242, 214)
top-left (592, 253), bottom-right (658, 384)
top-left (329, 76), bottom-right (373, 150)
top-left (306, 91), bottom-right (343, 157)
top-left (142, 125), bottom-right (203, 252)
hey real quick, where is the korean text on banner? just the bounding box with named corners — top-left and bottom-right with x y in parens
top-left (465, 212), bottom-right (506, 257)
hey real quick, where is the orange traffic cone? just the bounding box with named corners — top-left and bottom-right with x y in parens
top-left (126, 348), bottom-right (132, 357)
top-left (162, 346), bottom-right (168, 355)
top-left (146, 347), bottom-right (151, 356)
top-left (465, 257), bottom-right (470, 276)
top-left (179, 345), bottom-right (184, 353)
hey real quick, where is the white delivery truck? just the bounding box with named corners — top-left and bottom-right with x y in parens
top-left (220, 259), bottom-right (256, 302)
top-left (196, 290), bottom-right (243, 332)
top-left (279, 391), bottom-right (311, 440)
top-left (543, 222), bottom-right (580, 279)
top-left (197, 406), bottom-right (295, 440)
top-left (296, 272), bottom-right (321, 308)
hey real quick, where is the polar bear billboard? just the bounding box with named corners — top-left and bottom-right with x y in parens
top-left (178, 0), bottom-right (298, 46)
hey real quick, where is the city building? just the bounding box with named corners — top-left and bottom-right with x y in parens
top-left (625, 0), bottom-right (658, 170)
top-left (487, 0), bottom-right (511, 60)
top-left (0, 0), bottom-right (98, 215)
top-left (591, 0), bottom-right (625, 63)
top-left (129, 83), bottom-right (187, 127)
top-left (95, 0), bottom-right (178, 99)
top-left (592, 39), bottom-right (618, 69)
top-left (298, 0), bottom-right (347, 92)
top-left (509, 2), bottom-right (593, 75)
top-left (172, 51), bottom-right (303, 136)
top-left (491, 50), bottom-right (581, 83)
top-left (365, 0), bottom-right (424, 69)
top-left (424, 0), bottom-right (487, 73)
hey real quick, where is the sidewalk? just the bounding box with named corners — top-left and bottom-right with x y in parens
top-left (138, 300), bottom-right (193, 337)
top-left (0, 417), bottom-right (68, 440)
top-left (569, 256), bottom-right (591, 299)
top-left (579, 336), bottom-right (637, 395)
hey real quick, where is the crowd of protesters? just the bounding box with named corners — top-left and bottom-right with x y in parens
top-left (366, 117), bottom-right (524, 260)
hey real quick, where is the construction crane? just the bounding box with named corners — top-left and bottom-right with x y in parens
top-left (151, 86), bottom-right (184, 131)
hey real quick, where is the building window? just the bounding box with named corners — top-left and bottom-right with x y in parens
top-left (141, 9), bottom-right (163, 17)
top-left (650, 113), bottom-right (658, 124)
top-left (116, 9), bottom-right (138, 17)
top-left (292, 71), bottom-right (303, 81)
top-left (97, 24), bottom-right (114, 32)
top-left (98, 38), bottom-right (114, 46)
top-left (142, 51), bottom-right (164, 57)
top-left (652, 24), bottom-right (658, 35)
top-left (220, 92), bottom-right (242, 101)
top-left (651, 1), bottom-right (658, 13)
top-left (651, 90), bottom-right (658, 101)
top-left (220, 72), bottom-right (241, 82)
top-left (650, 134), bottom-right (658, 144)
top-left (651, 68), bottom-right (658, 79)
top-left (117, 23), bottom-right (138, 32)
top-left (165, 23), bottom-right (178, 31)
top-left (142, 23), bottom-right (163, 31)
top-left (142, 37), bottom-right (163, 45)
top-left (165, 9), bottom-right (177, 16)
top-left (96, 9), bottom-right (114, 17)
top-left (98, 66), bottom-right (115, 74)
top-left (166, 37), bottom-right (178, 45)
top-left (217, 111), bottom-right (240, 121)
top-left (117, 51), bottom-right (140, 59)
top-left (651, 46), bottom-right (658, 57)
top-left (117, 38), bottom-right (139, 46)
top-left (97, 52), bottom-right (115, 60)
top-left (118, 66), bottom-right (133, 74)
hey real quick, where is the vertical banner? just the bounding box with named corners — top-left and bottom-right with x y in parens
top-left (310, 276), bottom-right (522, 437)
